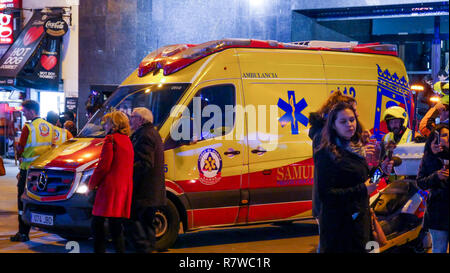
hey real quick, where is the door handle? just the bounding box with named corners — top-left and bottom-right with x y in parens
top-left (224, 150), bottom-right (241, 156)
top-left (251, 149), bottom-right (267, 154)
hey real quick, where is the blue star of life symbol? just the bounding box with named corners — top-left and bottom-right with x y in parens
top-left (277, 90), bottom-right (308, 135)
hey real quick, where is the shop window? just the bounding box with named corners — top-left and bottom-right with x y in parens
top-left (40, 92), bottom-right (65, 118)
top-left (403, 41), bottom-right (432, 72)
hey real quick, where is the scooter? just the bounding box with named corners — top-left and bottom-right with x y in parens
top-left (369, 142), bottom-right (429, 252)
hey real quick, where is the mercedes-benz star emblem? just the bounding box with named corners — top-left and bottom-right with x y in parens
top-left (37, 171), bottom-right (48, 191)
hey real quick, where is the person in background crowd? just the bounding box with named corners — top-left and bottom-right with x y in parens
top-left (64, 120), bottom-right (77, 137)
top-left (308, 91), bottom-right (357, 252)
top-left (360, 129), bottom-right (372, 146)
top-left (46, 111), bottom-right (73, 146)
top-left (420, 95), bottom-right (449, 137)
top-left (46, 111), bottom-right (62, 128)
top-left (88, 111), bottom-right (134, 253)
top-left (382, 106), bottom-right (416, 145)
top-left (433, 69), bottom-right (448, 92)
top-left (416, 124), bottom-right (449, 253)
top-left (315, 102), bottom-right (378, 252)
top-left (379, 106), bottom-right (416, 185)
top-left (85, 90), bottom-right (104, 119)
top-left (438, 69), bottom-right (449, 82)
top-left (0, 117), bottom-right (14, 155)
top-left (0, 155), bottom-right (5, 176)
top-left (63, 111), bottom-right (75, 123)
top-left (10, 100), bottom-right (54, 242)
top-left (124, 107), bottom-right (166, 253)
top-left (416, 75), bottom-right (435, 121)
top-left (433, 70), bottom-right (449, 96)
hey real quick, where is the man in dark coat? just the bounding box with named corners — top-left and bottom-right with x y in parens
top-left (125, 107), bottom-right (166, 253)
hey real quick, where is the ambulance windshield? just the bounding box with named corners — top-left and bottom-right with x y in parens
top-left (78, 83), bottom-right (189, 137)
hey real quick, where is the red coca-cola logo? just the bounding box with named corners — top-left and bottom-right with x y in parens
top-left (23, 26), bottom-right (44, 46)
top-left (40, 55), bottom-right (57, 71)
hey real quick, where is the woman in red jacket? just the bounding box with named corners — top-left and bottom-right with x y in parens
top-left (88, 111), bottom-right (134, 253)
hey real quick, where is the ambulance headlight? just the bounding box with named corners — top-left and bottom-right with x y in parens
top-left (76, 169), bottom-right (95, 194)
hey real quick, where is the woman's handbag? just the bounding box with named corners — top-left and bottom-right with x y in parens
top-left (370, 208), bottom-right (387, 247)
top-left (0, 157), bottom-right (5, 176)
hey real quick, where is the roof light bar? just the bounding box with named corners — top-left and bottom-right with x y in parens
top-left (138, 38), bottom-right (398, 77)
top-left (292, 40), bottom-right (358, 49)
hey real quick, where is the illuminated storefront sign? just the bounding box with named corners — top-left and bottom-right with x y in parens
top-left (0, 0), bottom-right (20, 9)
top-left (0, 12), bottom-right (13, 44)
top-left (0, 0), bottom-right (21, 45)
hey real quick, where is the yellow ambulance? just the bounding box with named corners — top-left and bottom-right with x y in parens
top-left (22, 39), bottom-right (413, 250)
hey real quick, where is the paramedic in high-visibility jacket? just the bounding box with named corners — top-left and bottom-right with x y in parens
top-left (46, 111), bottom-right (73, 146)
top-left (10, 100), bottom-right (54, 242)
top-left (382, 106), bottom-right (414, 145)
top-left (381, 106), bottom-right (417, 184)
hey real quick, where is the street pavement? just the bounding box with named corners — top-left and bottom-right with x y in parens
top-left (0, 158), bottom-right (319, 253)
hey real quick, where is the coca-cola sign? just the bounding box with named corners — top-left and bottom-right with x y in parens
top-left (44, 18), bottom-right (68, 37)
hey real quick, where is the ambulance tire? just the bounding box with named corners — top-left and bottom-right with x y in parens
top-left (155, 199), bottom-right (180, 251)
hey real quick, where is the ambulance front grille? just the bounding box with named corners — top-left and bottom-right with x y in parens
top-left (26, 169), bottom-right (75, 197)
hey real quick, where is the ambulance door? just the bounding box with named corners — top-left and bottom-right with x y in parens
top-left (237, 48), bottom-right (328, 223)
top-left (166, 79), bottom-right (247, 229)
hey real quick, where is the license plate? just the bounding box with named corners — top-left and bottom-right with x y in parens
top-left (31, 213), bottom-right (54, 226)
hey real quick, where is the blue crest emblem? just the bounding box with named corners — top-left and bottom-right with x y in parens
top-left (373, 64), bottom-right (412, 140)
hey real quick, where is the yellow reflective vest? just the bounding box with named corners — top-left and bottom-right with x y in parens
top-left (383, 128), bottom-right (413, 145)
top-left (53, 126), bottom-right (69, 146)
top-left (383, 128), bottom-right (414, 183)
top-left (20, 118), bottom-right (54, 170)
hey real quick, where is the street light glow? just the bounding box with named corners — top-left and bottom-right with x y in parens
top-left (430, 96), bottom-right (441, 103)
top-left (411, 84), bottom-right (424, 92)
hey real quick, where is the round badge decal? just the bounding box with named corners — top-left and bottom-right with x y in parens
top-left (198, 148), bottom-right (222, 185)
top-left (53, 129), bottom-right (60, 141)
top-left (39, 123), bottom-right (50, 137)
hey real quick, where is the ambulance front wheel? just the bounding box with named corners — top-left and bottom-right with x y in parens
top-left (155, 199), bottom-right (180, 251)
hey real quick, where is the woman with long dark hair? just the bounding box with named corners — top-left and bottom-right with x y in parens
top-left (416, 124), bottom-right (449, 253)
top-left (308, 91), bottom-right (358, 252)
top-left (315, 102), bottom-right (378, 252)
top-left (309, 91), bottom-right (357, 219)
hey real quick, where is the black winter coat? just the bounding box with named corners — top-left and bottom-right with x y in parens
top-left (131, 122), bottom-right (167, 208)
top-left (315, 146), bottom-right (371, 253)
top-left (417, 151), bottom-right (449, 231)
top-left (308, 112), bottom-right (325, 218)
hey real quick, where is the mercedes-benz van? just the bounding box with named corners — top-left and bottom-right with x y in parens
top-left (21, 39), bottom-right (413, 250)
